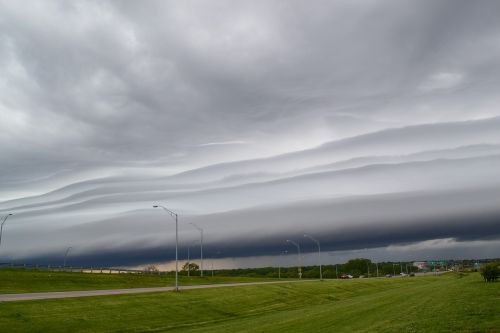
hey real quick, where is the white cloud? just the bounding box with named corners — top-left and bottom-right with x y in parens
top-left (418, 72), bottom-right (464, 92)
top-left (198, 141), bottom-right (248, 147)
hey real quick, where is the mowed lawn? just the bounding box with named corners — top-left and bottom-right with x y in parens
top-left (0, 269), bottom-right (278, 294)
top-left (0, 273), bottom-right (498, 332)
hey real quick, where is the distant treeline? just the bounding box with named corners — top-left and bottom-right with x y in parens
top-left (179, 258), bottom-right (423, 278)
top-left (176, 258), bottom-right (498, 278)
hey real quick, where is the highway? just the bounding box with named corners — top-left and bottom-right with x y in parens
top-left (0, 279), bottom-right (312, 302)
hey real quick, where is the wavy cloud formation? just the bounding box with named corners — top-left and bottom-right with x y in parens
top-left (1, 1), bottom-right (500, 266)
top-left (2, 118), bottom-right (500, 265)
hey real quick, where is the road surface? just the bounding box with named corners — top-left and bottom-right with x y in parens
top-left (0, 272), bottom-right (447, 302)
top-left (0, 280), bottom-right (311, 302)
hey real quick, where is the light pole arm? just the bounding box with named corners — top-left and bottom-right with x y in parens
top-left (1, 214), bottom-right (12, 228)
top-left (0, 214), bottom-right (13, 247)
top-left (155, 205), bottom-right (178, 220)
top-left (304, 234), bottom-right (319, 246)
top-left (286, 239), bottom-right (300, 253)
top-left (286, 240), bottom-right (301, 260)
top-left (304, 234), bottom-right (322, 280)
top-left (189, 222), bottom-right (202, 233)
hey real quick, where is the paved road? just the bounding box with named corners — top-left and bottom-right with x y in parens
top-left (0, 272), bottom-right (448, 303)
top-left (0, 280), bottom-right (311, 302)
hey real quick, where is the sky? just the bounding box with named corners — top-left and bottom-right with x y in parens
top-left (1, 0), bottom-right (500, 269)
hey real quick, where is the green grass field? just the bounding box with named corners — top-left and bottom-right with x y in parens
top-left (0, 269), bottom-right (278, 294)
top-left (0, 272), bottom-right (498, 332)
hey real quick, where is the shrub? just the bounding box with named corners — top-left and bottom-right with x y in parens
top-left (480, 262), bottom-right (499, 282)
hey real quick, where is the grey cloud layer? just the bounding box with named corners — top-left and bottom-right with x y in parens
top-left (1, 1), bottom-right (500, 266)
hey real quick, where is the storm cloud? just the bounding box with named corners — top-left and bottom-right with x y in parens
top-left (1, 0), bottom-right (500, 267)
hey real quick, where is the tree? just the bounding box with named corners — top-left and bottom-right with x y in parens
top-left (480, 262), bottom-right (499, 282)
top-left (144, 265), bottom-right (159, 274)
top-left (343, 258), bottom-right (372, 277)
top-left (182, 262), bottom-right (199, 273)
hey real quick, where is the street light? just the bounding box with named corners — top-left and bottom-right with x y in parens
top-left (189, 222), bottom-right (204, 277)
top-left (304, 234), bottom-right (322, 280)
top-left (278, 250), bottom-right (288, 279)
top-left (211, 250), bottom-right (221, 277)
top-left (153, 204), bottom-right (179, 292)
top-left (63, 247), bottom-right (72, 267)
top-left (186, 240), bottom-right (199, 277)
top-left (0, 213), bottom-right (13, 248)
top-left (186, 245), bottom-right (190, 277)
top-left (286, 239), bottom-right (302, 279)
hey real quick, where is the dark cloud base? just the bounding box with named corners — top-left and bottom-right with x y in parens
top-left (11, 209), bottom-right (500, 267)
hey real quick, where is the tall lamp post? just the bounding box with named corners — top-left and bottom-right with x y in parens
top-left (186, 240), bottom-right (200, 277)
top-left (0, 213), bottom-right (13, 248)
top-left (286, 239), bottom-right (302, 279)
top-left (278, 250), bottom-right (288, 279)
top-left (153, 204), bottom-right (179, 292)
top-left (304, 234), bottom-right (322, 280)
top-left (189, 222), bottom-right (204, 277)
top-left (63, 247), bottom-right (72, 267)
top-left (186, 245), bottom-right (190, 277)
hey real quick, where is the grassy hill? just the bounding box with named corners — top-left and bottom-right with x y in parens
top-left (0, 268), bottom-right (278, 294)
top-left (0, 272), bottom-right (498, 332)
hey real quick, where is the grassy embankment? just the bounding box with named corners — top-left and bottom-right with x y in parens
top-left (0, 268), bottom-right (280, 294)
top-left (0, 272), bottom-right (498, 332)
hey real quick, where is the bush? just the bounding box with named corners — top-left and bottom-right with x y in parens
top-left (480, 262), bottom-right (499, 282)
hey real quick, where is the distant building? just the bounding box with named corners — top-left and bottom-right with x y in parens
top-left (412, 261), bottom-right (427, 270)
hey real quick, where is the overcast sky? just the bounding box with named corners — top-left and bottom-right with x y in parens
top-left (1, 0), bottom-right (499, 268)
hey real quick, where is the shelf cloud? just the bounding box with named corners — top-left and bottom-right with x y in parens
top-left (1, 0), bottom-right (500, 267)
